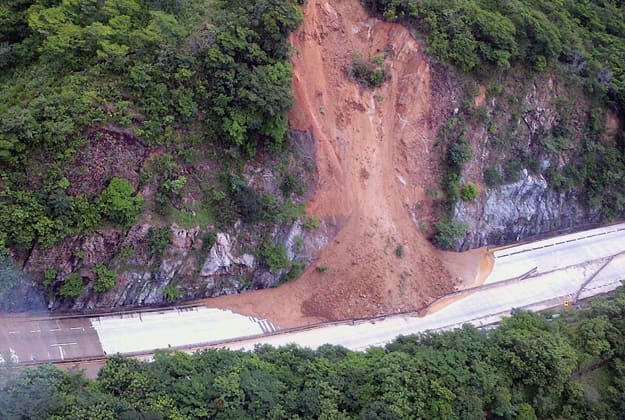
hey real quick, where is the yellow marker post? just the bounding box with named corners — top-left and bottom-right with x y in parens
top-left (563, 300), bottom-right (570, 307)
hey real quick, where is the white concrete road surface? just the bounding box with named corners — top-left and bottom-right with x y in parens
top-left (0, 316), bottom-right (102, 362)
top-left (227, 255), bottom-right (625, 352)
top-left (92, 307), bottom-right (278, 354)
top-left (0, 307), bottom-right (278, 362)
top-left (223, 223), bottom-right (625, 352)
top-left (486, 223), bottom-right (625, 284)
top-left (2, 223), bottom-right (625, 363)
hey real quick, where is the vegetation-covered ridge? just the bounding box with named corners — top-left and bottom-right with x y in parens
top-left (5, 287), bottom-right (625, 418)
top-left (0, 0), bottom-right (313, 307)
top-left (0, 0), bottom-right (303, 250)
top-left (363, 0), bottom-right (625, 111)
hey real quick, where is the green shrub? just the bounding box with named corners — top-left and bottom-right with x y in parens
top-left (370, 55), bottom-right (385, 65)
top-left (503, 160), bottom-right (522, 183)
top-left (59, 273), bottom-right (85, 299)
top-left (98, 178), bottom-right (143, 228)
top-left (588, 107), bottom-right (605, 133)
top-left (154, 190), bottom-right (172, 217)
top-left (163, 284), bottom-right (183, 302)
top-left (262, 244), bottom-right (290, 273)
top-left (546, 167), bottom-right (573, 193)
top-left (229, 176), bottom-right (264, 223)
top-left (444, 172), bottom-right (461, 203)
top-left (460, 183), bottom-right (479, 201)
top-left (284, 260), bottom-right (305, 282)
top-left (316, 265), bottom-right (329, 273)
top-left (147, 227), bottom-right (172, 260)
top-left (447, 139), bottom-right (474, 169)
top-left (435, 220), bottom-right (468, 250)
top-left (93, 264), bottom-right (116, 293)
top-left (161, 176), bottom-right (187, 197)
top-left (202, 231), bottom-right (217, 253)
top-left (293, 236), bottom-right (304, 253)
top-left (43, 268), bottom-right (58, 286)
top-left (119, 247), bottom-right (135, 260)
top-left (302, 216), bottom-right (320, 230)
top-left (347, 55), bottom-right (390, 88)
top-left (281, 174), bottom-right (304, 197)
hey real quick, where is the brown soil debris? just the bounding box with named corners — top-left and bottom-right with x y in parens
top-left (208, 0), bottom-right (480, 328)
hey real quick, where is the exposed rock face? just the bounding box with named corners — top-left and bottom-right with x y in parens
top-left (200, 233), bottom-right (255, 277)
top-left (73, 217), bottom-right (325, 309)
top-left (454, 170), bottom-right (601, 250)
top-left (15, 124), bottom-right (324, 311)
top-left (24, 229), bottom-right (122, 276)
top-left (66, 128), bottom-right (148, 196)
top-left (50, 216), bottom-right (328, 310)
top-left (448, 72), bottom-right (622, 251)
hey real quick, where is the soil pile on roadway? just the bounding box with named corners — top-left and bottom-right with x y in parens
top-left (209, 0), bottom-right (483, 328)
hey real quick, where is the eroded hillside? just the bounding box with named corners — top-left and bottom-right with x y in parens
top-left (210, 0), bottom-right (484, 327)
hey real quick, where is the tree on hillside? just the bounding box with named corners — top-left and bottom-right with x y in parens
top-left (97, 177), bottom-right (142, 228)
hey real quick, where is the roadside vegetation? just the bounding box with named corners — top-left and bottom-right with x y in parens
top-left (4, 286), bottom-right (625, 417)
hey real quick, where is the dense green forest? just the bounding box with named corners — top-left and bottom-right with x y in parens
top-left (3, 288), bottom-right (625, 418)
top-left (363, 0), bottom-right (625, 110)
top-left (0, 0), bottom-right (303, 251)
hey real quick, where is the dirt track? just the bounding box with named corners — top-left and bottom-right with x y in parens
top-left (209, 0), bottom-right (486, 328)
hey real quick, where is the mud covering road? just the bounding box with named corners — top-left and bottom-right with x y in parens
top-left (207, 0), bottom-right (481, 327)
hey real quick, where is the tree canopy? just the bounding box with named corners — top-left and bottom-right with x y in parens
top-left (362, 0), bottom-right (625, 112)
top-left (0, 0), bottom-right (302, 252)
top-left (4, 287), bottom-right (625, 418)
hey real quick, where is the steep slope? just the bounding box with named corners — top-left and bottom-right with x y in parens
top-left (289, 0), bottom-right (456, 319)
top-left (210, 0), bottom-right (482, 326)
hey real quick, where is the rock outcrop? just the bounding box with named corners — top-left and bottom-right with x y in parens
top-left (454, 170), bottom-right (601, 250)
top-left (449, 74), bottom-right (621, 251)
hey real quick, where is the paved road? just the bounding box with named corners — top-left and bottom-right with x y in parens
top-left (0, 316), bottom-right (102, 362)
top-left (1, 223), bottom-right (625, 363)
top-left (486, 224), bottom-right (625, 284)
top-left (226, 255), bottom-right (625, 352)
top-left (0, 306), bottom-right (277, 362)
top-left (92, 307), bottom-right (278, 355)
top-left (223, 224), bottom-right (625, 351)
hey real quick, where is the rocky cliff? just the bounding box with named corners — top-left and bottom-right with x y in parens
top-left (454, 169), bottom-right (602, 250)
top-left (451, 75), bottom-right (622, 250)
top-left (19, 129), bottom-right (329, 311)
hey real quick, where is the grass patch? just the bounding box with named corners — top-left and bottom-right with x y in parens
top-left (168, 205), bottom-right (214, 229)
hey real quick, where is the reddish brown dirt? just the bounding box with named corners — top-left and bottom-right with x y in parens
top-left (208, 0), bottom-right (482, 328)
top-left (605, 109), bottom-right (621, 140)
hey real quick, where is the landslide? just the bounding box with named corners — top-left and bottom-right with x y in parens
top-left (211, 0), bottom-right (481, 327)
